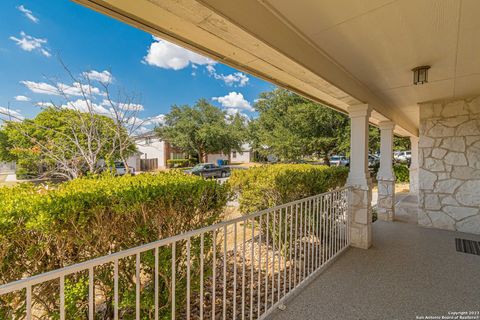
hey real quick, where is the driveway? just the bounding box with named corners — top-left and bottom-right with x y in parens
top-left (0, 174), bottom-right (17, 187)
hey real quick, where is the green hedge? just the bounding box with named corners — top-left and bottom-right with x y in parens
top-left (0, 172), bottom-right (229, 319)
top-left (166, 158), bottom-right (195, 168)
top-left (394, 164), bottom-right (410, 182)
top-left (228, 164), bottom-right (349, 214)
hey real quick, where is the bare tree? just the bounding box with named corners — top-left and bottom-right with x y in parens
top-left (0, 61), bottom-right (148, 179)
top-left (97, 82), bottom-right (147, 173)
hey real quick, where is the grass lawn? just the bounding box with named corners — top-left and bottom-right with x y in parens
top-left (395, 182), bottom-right (410, 193)
top-left (372, 181), bottom-right (410, 194)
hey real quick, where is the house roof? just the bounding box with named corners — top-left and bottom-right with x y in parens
top-left (132, 130), bottom-right (157, 140)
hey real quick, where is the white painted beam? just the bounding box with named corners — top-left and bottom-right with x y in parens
top-left (347, 104), bottom-right (372, 187)
top-left (346, 104), bottom-right (372, 249)
top-left (377, 121), bottom-right (396, 221)
top-left (377, 121), bottom-right (395, 181)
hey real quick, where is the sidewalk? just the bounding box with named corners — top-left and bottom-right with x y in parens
top-left (5, 174), bottom-right (17, 182)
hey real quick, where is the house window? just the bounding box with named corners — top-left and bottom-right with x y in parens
top-left (232, 151), bottom-right (237, 158)
top-left (145, 137), bottom-right (152, 145)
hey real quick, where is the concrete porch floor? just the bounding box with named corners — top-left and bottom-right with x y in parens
top-left (267, 217), bottom-right (480, 319)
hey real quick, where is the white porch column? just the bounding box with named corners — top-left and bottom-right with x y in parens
top-left (409, 136), bottom-right (419, 194)
top-left (376, 121), bottom-right (395, 221)
top-left (347, 104), bottom-right (372, 249)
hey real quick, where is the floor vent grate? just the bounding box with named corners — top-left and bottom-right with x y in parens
top-left (455, 238), bottom-right (480, 256)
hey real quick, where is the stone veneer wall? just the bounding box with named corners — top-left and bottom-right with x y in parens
top-left (418, 96), bottom-right (480, 235)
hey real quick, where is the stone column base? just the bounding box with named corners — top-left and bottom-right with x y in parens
top-left (377, 179), bottom-right (395, 221)
top-left (348, 185), bottom-right (372, 249)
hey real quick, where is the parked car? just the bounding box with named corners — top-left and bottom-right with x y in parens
top-left (368, 154), bottom-right (380, 168)
top-left (330, 155), bottom-right (349, 166)
top-left (395, 150), bottom-right (411, 163)
top-left (186, 163), bottom-right (230, 178)
top-left (113, 161), bottom-right (135, 176)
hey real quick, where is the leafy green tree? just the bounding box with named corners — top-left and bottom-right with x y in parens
top-left (366, 126), bottom-right (411, 154)
top-left (0, 107), bottom-right (134, 179)
top-left (369, 126), bottom-right (381, 155)
top-left (0, 130), bottom-right (15, 162)
top-left (394, 136), bottom-right (411, 151)
top-left (156, 99), bottom-right (247, 162)
top-left (251, 89), bottom-right (349, 164)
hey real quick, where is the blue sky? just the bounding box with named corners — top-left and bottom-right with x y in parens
top-left (0, 0), bottom-right (274, 129)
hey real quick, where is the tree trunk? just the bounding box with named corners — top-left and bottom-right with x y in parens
top-left (121, 156), bottom-right (130, 173)
top-left (324, 154), bottom-right (330, 166)
top-left (198, 149), bottom-right (205, 164)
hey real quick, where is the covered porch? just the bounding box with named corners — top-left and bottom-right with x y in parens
top-left (2, 0), bottom-right (479, 318)
top-left (73, 0), bottom-right (480, 240)
top-left (75, 0), bottom-right (480, 315)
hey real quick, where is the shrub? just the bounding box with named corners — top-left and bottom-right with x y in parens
top-left (370, 161), bottom-right (380, 180)
top-left (228, 164), bottom-right (348, 214)
top-left (0, 172), bottom-right (229, 319)
top-left (372, 207), bottom-right (378, 222)
top-left (15, 161), bottom-right (38, 179)
top-left (166, 158), bottom-right (195, 168)
top-left (394, 164), bottom-right (410, 182)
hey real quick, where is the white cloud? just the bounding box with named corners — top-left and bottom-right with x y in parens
top-left (21, 80), bottom-right (103, 97)
top-left (17, 5), bottom-right (39, 23)
top-left (134, 126), bottom-right (150, 135)
top-left (207, 65), bottom-right (249, 87)
top-left (224, 108), bottom-right (242, 116)
top-left (36, 101), bottom-right (55, 108)
top-left (9, 31), bottom-right (50, 57)
top-left (143, 36), bottom-right (215, 70)
top-left (39, 99), bottom-right (148, 121)
top-left (61, 99), bottom-right (110, 115)
top-left (57, 82), bottom-right (102, 97)
top-left (143, 114), bottom-right (165, 126)
top-left (82, 70), bottom-right (113, 84)
top-left (212, 92), bottom-right (253, 114)
top-left (0, 106), bottom-right (24, 121)
top-left (14, 95), bottom-right (31, 102)
top-left (20, 81), bottom-right (59, 95)
top-left (206, 65), bottom-right (215, 73)
top-left (118, 103), bottom-right (144, 112)
top-left (101, 99), bottom-right (144, 112)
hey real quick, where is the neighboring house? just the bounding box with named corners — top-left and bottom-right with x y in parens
top-left (129, 132), bottom-right (252, 171)
top-left (127, 131), bottom-right (186, 171)
top-left (206, 143), bottom-right (253, 164)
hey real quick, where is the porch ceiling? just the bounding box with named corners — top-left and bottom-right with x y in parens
top-left (259, 0), bottom-right (480, 135)
top-left (73, 0), bottom-right (480, 137)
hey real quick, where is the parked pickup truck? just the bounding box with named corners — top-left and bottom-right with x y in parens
top-left (329, 155), bottom-right (349, 166)
top-left (113, 161), bottom-right (135, 176)
top-left (186, 163), bottom-right (230, 178)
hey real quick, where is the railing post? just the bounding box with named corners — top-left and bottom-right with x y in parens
top-left (377, 121), bottom-right (396, 221)
top-left (347, 104), bottom-right (372, 249)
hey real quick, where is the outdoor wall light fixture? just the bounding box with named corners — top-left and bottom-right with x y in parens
top-left (412, 66), bottom-right (430, 85)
